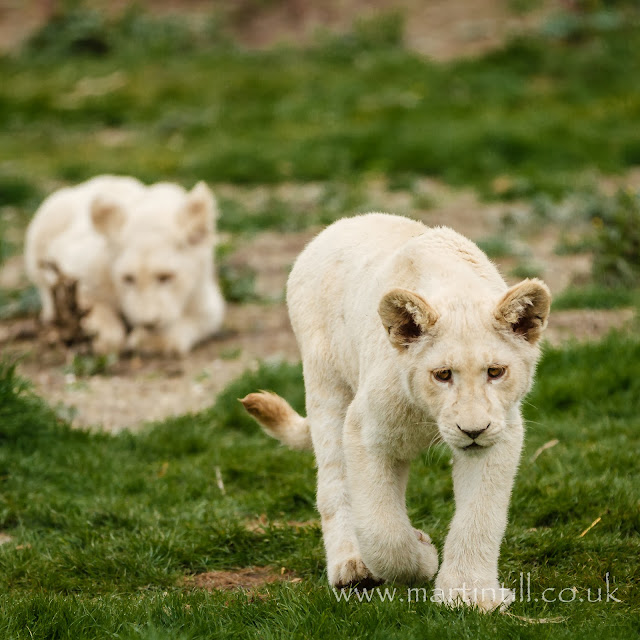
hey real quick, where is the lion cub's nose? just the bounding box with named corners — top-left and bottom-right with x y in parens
top-left (457, 423), bottom-right (491, 440)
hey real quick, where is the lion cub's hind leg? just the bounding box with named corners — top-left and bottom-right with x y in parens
top-left (304, 368), bottom-right (380, 589)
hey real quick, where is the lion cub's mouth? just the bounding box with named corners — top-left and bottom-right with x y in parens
top-left (462, 442), bottom-right (485, 451)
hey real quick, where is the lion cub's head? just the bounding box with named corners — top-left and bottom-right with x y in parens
top-left (379, 280), bottom-right (551, 452)
top-left (90, 182), bottom-right (217, 330)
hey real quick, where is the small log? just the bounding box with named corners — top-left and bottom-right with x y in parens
top-left (40, 261), bottom-right (91, 346)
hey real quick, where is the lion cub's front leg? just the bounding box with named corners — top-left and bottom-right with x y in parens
top-left (305, 380), bottom-right (379, 589)
top-left (126, 318), bottom-right (202, 356)
top-left (343, 406), bottom-right (439, 584)
top-left (434, 424), bottom-right (523, 612)
top-left (82, 303), bottom-right (127, 354)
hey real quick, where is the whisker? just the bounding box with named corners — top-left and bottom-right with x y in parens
top-left (412, 420), bottom-right (439, 427)
top-left (422, 436), bottom-right (442, 464)
top-left (425, 431), bottom-right (444, 452)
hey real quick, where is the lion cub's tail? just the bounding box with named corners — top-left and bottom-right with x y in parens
top-left (239, 391), bottom-right (312, 451)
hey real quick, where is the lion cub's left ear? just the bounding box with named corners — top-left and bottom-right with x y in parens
top-left (494, 278), bottom-right (551, 344)
top-left (179, 182), bottom-right (218, 246)
top-left (90, 195), bottom-right (127, 241)
top-left (379, 288), bottom-right (439, 350)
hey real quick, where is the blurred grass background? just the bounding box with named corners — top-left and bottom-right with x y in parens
top-left (1, 1), bottom-right (640, 202)
top-left (0, 1), bottom-right (639, 637)
top-left (1, 0), bottom-right (639, 304)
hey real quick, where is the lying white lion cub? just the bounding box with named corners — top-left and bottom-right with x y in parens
top-left (25, 175), bottom-right (225, 355)
top-left (241, 213), bottom-right (550, 611)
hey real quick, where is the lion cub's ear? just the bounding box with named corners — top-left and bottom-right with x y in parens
top-left (90, 195), bottom-right (126, 241)
top-left (494, 278), bottom-right (551, 344)
top-left (378, 288), bottom-right (439, 350)
top-left (179, 182), bottom-right (217, 246)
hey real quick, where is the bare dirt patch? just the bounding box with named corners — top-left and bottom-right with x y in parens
top-left (182, 566), bottom-right (299, 591)
top-left (0, 255), bottom-right (29, 290)
top-left (5, 301), bottom-right (299, 433)
top-left (3, 224), bottom-right (314, 433)
top-left (223, 228), bottom-right (315, 301)
top-left (525, 226), bottom-right (592, 294)
top-left (598, 166), bottom-right (640, 196)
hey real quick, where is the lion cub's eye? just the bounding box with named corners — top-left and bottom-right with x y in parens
top-left (488, 366), bottom-right (506, 380)
top-left (433, 369), bottom-right (452, 383)
top-left (122, 274), bottom-right (135, 285)
top-left (156, 273), bottom-right (174, 284)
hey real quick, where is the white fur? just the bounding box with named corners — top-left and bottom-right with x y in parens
top-left (242, 213), bottom-right (551, 611)
top-left (25, 176), bottom-right (225, 355)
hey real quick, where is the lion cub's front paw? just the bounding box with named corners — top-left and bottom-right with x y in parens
top-left (127, 325), bottom-right (193, 356)
top-left (434, 570), bottom-right (514, 612)
top-left (361, 529), bottom-right (439, 584)
top-left (84, 320), bottom-right (126, 354)
top-left (126, 327), bottom-right (190, 356)
top-left (329, 556), bottom-right (381, 589)
top-left (126, 327), bottom-right (166, 355)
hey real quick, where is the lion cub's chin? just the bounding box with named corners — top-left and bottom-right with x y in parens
top-left (460, 442), bottom-right (488, 452)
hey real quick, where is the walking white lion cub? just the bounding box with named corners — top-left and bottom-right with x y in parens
top-left (25, 176), bottom-right (225, 355)
top-left (241, 213), bottom-right (550, 611)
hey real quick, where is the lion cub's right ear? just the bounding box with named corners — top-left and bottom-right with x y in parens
top-left (378, 288), bottom-right (439, 350)
top-left (494, 278), bottom-right (551, 344)
top-left (178, 182), bottom-right (217, 246)
top-left (90, 195), bottom-right (126, 241)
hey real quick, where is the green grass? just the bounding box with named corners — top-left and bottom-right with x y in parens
top-left (510, 262), bottom-right (543, 280)
top-left (590, 190), bottom-right (640, 288)
top-left (476, 236), bottom-right (517, 259)
top-left (0, 285), bottom-right (40, 319)
top-left (0, 331), bottom-right (638, 638)
top-left (216, 181), bottom-right (382, 235)
top-left (553, 187), bottom-right (640, 297)
top-left (216, 243), bottom-right (260, 304)
top-left (552, 285), bottom-right (638, 310)
top-left (216, 194), bottom-right (329, 236)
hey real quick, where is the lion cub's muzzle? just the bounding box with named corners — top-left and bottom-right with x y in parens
top-left (456, 422), bottom-right (494, 451)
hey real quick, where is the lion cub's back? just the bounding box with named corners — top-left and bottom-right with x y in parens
top-left (25, 176), bottom-right (145, 280)
top-left (286, 213), bottom-right (426, 340)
